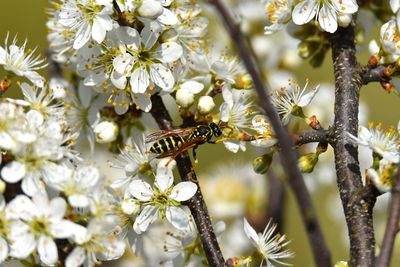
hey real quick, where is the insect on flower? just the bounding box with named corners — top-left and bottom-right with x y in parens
top-left (146, 122), bottom-right (223, 164)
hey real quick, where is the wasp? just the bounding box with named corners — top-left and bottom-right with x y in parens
top-left (146, 122), bottom-right (222, 163)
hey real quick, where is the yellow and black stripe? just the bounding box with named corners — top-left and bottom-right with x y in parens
top-left (150, 136), bottom-right (186, 154)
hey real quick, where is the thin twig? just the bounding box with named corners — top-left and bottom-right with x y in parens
top-left (294, 129), bottom-right (331, 146)
top-left (360, 62), bottom-right (400, 85)
top-left (329, 19), bottom-right (377, 266)
top-left (376, 165), bottom-right (400, 267)
top-left (208, 1), bottom-right (331, 266)
top-left (150, 95), bottom-right (225, 267)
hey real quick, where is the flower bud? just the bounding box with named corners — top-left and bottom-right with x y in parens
top-left (94, 121), bottom-right (119, 144)
top-left (137, 0), bottom-right (163, 18)
top-left (337, 13), bottom-right (352, 28)
top-left (253, 152), bottom-right (273, 174)
top-left (121, 198), bottom-right (140, 215)
top-left (298, 153), bottom-right (318, 173)
top-left (198, 96), bottom-right (215, 115)
top-left (368, 40), bottom-right (380, 56)
top-left (176, 89), bottom-right (194, 108)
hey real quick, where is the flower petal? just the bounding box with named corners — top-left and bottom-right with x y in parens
top-left (150, 63), bottom-right (174, 90)
top-left (130, 66), bottom-right (150, 93)
top-left (292, 0), bottom-right (319, 25)
top-left (243, 218), bottom-right (259, 244)
top-left (318, 3), bottom-right (338, 33)
top-left (0, 237), bottom-right (8, 263)
top-left (1, 161), bottom-right (26, 183)
top-left (38, 236), bottom-right (58, 266)
top-left (66, 247), bottom-right (86, 267)
top-left (170, 182), bottom-right (198, 202)
top-left (129, 179), bottom-right (154, 201)
top-left (134, 205), bottom-right (158, 233)
top-left (166, 206), bottom-right (189, 230)
top-left (160, 42), bottom-right (183, 63)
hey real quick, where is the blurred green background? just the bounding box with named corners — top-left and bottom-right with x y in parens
top-left (1, 1), bottom-right (400, 266)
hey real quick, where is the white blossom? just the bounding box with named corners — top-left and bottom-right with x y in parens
top-left (347, 122), bottom-right (400, 164)
top-left (128, 161), bottom-right (197, 233)
top-left (111, 132), bottom-right (155, 188)
top-left (220, 86), bottom-right (255, 153)
top-left (251, 115), bottom-right (277, 148)
top-left (263, 0), bottom-right (294, 34)
top-left (112, 26), bottom-right (183, 112)
top-left (244, 218), bottom-right (294, 266)
top-left (367, 159), bottom-right (397, 193)
top-left (6, 194), bottom-right (79, 265)
top-left (0, 34), bottom-right (46, 87)
top-left (292, 0), bottom-right (358, 33)
top-left (66, 216), bottom-right (125, 267)
top-left (271, 79), bottom-right (319, 125)
top-left (58, 0), bottom-right (114, 50)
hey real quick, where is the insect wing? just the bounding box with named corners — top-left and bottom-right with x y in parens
top-left (145, 127), bottom-right (197, 143)
top-left (156, 136), bottom-right (205, 158)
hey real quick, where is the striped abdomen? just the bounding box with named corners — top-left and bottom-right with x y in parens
top-left (150, 136), bottom-right (186, 154)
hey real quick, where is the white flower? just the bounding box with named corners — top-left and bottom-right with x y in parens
top-left (380, 18), bottom-right (400, 56)
top-left (59, 0), bottom-right (114, 50)
top-left (1, 115), bottom-right (76, 196)
top-left (93, 120), bottom-right (119, 143)
top-left (0, 34), bottom-right (46, 87)
top-left (15, 82), bottom-right (64, 119)
top-left (128, 162), bottom-right (197, 233)
top-left (244, 218), bottom-right (294, 266)
top-left (263, 0), bottom-right (294, 34)
top-left (367, 159), bottom-right (397, 193)
top-left (43, 163), bottom-right (101, 208)
top-left (189, 50), bottom-right (245, 87)
top-left (272, 79), bottom-right (319, 125)
top-left (198, 95), bottom-right (215, 115)
top-left (292, 0), bottom-right (358, 33)
top-left (6, 194), bottom-right (79, 265)
top-left (251, 115), bottom-right (277, 147)
top-left (175, 81), bottom-right (204, 108)
top-left (112, 26), bottom-right (183, 112)
top-left (66, 216), bottom-right (125, 267)
top-left (347, 122), bottom-right (400, 163)
top-left (111, 132), bottom-right (155, 188)
top-left (220, 86), bottom-right (254, 130)
top-left (220, 86), bottom-right (255, 153)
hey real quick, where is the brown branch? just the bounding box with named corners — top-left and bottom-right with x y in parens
top-left (376, 165), bottom-right (400, 267)
top-left (294, 129), bottom-right (332, 146)
top-left (329, 20), bottom-right (377, 266)
top-left (207, 1), bottom-right (331, 266)
top-left (360, 63), bottom-right (394, 85)
top-left (149, 95), bottom-right (225, 267)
